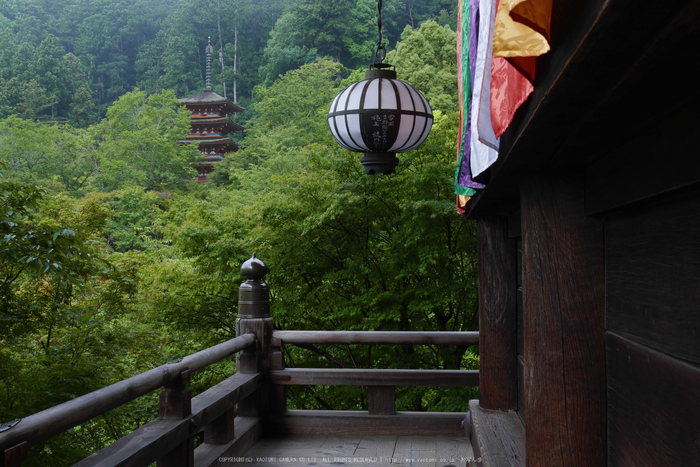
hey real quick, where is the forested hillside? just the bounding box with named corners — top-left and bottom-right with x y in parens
top-left (0, 0), bottom-right (457, 120)
top-left (0, 1), bottom-right (477, 464)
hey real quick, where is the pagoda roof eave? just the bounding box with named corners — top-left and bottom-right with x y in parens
top-left (178, 90), bottom-right (245, 113)
top-left (179, 137), bottom-right (240, 151)
top-left (189, 116), bottom-right (245, 132)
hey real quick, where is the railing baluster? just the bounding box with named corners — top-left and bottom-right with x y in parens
top-left (159, 370), bottom-right (192, 419)
top-left (368, 386), bottom-right (395, 415)
top-left (157, 370), bottom-right (194, 467)
top-left (236, 254), bottom-right (271, 422)
top-left (237, 318), bottom-right (264, 418)
top-left (204, 409), bottom-right (236, 444)
top-left (269, 337), bottom-right (287, 414)
top-left (2, 441), bottom-right (27, 467)
top-left (1, 253), bottom-right (481, 463)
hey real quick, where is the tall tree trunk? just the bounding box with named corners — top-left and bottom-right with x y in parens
top-left (233, 21), bottom-right (238, 104)
top-left (217, 0), bottom-right (226, 97)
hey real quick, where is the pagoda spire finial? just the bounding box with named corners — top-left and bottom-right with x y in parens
top-left (205, 37), bottom-right (213, 91)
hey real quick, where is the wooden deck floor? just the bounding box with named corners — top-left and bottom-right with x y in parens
top-left (227, 434), bottom-right (475, 466)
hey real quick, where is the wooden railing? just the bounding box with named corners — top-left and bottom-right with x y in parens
top-left (0, 256), bottom-right (480, 466)
top-left (268, 330), bottom-right (479, 437)
top-left (0, 334), bottom-right (258, 467)
top-left (0, 330), bottom-right (479, 466)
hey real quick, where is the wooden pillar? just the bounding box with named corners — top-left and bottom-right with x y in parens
top-left (157, 370), bottom-right (193, 467)
top-left (237, 317), bottom-right (273, 419)
top-left (520, 176), bottom-right (606, 466)
top-left (476, 217), bottom-right (517, 411)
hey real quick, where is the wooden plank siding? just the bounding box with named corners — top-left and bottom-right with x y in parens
top-left (585, 93), bottom-right (700, 216)
top-left (463, 0), bottom-right (699, 465)
top-left (606, 334), bottom-right (700, 466)
top-left (604, 186), bottom-right (700, 364)
top-left (603, 185), bottom-right (700, 466)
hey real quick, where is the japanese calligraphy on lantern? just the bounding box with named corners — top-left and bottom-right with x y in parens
top-left (371, 114), bottom-right (395, 149)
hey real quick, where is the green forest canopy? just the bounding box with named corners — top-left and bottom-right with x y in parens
top-left (0, 0), bottom-right (458, 122)
top-left (0, 2), bottom-right (477, 464)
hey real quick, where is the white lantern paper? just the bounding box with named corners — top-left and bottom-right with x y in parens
top-left (328, 68), bottom-right (433, 174)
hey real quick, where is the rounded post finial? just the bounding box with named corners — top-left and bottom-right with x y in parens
top-left (240, 253), bottom-right (268, 280)
top-left (238, 254), bottom-right (270, 319)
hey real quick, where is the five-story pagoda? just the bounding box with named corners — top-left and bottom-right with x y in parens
top-left (178, 37), bottom-right (244, 182)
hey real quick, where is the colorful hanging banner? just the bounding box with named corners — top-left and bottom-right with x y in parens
top-left (455, 0), bottom-right (482, 211)
top-left (455, 0), bottom-right (484, 210)
top-left (470, 0), bottom-right (500, 179)
top-left (489, 0), bottom-right (551, 138)
top-left (493, 0), bottom-right (551, 57)
top-left (454, 0), bottom-right (552, 211)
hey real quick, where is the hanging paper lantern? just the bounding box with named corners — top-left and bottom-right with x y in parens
top-left (328, 66), bottom-right (433, 174)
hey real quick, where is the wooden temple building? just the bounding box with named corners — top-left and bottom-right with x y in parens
top-left (462, 0), bottom-right (699, 464)
top-left (1, 0), bottom-right (699, 466)
top-left (178, 39), bottom-right (244, 182)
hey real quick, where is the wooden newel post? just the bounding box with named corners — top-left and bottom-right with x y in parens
top-left (236, 254), bottom-right (286, 430)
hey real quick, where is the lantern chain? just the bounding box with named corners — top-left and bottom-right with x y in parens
top-left (373, 0), bottom-right (386, 65)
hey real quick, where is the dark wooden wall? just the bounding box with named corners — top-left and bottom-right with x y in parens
top-left (603, 186), bottom-right (700, 466)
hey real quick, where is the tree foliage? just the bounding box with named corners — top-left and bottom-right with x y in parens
top-left (0, 1), bottom-right (474, 461)
top-left (0, 89), bottom-right (198, 194)
top-left (0, 33), bottom-right (93, 123)
top-left (164, 113), bottom-right (479, 412)
top-left (92, 89), bottom-right (199, 191)
top-left (386, 20), bottom-right (458, 112)
top-left (0, 116), bottom-right (97, 192)
top-left (220, 58), bottom-right (344, 188)
top-left (0, 0), bottom-right (457, 121)
top-left (249, 112), bottom-right (479, 411)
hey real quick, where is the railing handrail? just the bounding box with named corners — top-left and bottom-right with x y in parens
top-left (272, 330), bottom-right (479, 346)
top-left (0, 333), bottom-right (256, 451)
top-left (270, 368), bottom-right (480, 387)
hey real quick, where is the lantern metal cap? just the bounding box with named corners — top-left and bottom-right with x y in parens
top-left (365, 67), bottom-right (397, 80)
